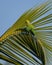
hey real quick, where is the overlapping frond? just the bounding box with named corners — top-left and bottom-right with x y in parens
top-left (0, 30), bottom-right (45, 65)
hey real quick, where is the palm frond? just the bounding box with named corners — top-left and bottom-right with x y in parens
top-left (0, 0), bottom-right (52, 41)
top-left (0, 0), bottom-right (52, 65)
top-left (0, 29), bottom-right (45, 65)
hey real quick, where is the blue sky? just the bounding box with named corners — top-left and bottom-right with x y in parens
top-left (0, 0), bottom-right (46, 36)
